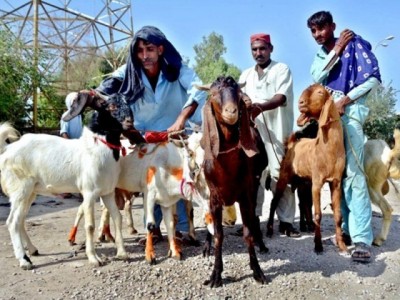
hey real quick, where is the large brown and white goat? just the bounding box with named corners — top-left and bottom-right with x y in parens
top-left (0, 92), bottom-right (143, 270)
top-left (198, 76), bottom-right (268, 287)
top-left (267, 83), bottom-right (347, 254)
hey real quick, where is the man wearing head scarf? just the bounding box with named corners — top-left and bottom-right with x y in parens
top-left (60, 92), bottom-right (83, 139)
top-left (307, 11), bottom-right (381, 263)
top-left (97, 25), bottom-right (207, 244)
top-left (59, 92), bottom-right (84, 199)
top-left (239, 33), bottom-right (300, 238)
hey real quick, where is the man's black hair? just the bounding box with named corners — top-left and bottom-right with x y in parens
top-left (307, 11), bottom-right (333, 28)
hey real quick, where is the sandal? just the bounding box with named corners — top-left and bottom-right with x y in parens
top-left (351, 242), bottom-right (372, 263)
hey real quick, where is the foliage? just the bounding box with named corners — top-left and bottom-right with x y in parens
top-left (364, 82), bottom-right (399, 143)
top-left (193, 32), bottom-right (241, 83)
top-left (0, 28), bottom-right (35, 126)
top-left (98, 46), bottom-right (129, 77)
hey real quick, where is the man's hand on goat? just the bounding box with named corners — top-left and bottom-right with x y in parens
top-left (250, 103), bottom-right (263, 121)
top-left (335, 95), bottom-right (352, 116)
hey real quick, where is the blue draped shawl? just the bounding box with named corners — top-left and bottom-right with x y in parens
top-left (327, 34), bottom-right (381, 95)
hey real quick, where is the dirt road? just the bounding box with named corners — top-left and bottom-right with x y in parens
top-left (1, 184), bottom-right (399, 299)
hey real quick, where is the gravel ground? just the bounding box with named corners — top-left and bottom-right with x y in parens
top-left (1, 183), bottom-right (400, 300)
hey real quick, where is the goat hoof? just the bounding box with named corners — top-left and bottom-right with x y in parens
top-left (129, 228), bottom-right (138, 235)
top-left (253, 272), bottom-right (268, 284)
top-left (258, 245), bottom-right (269, 254)
top-left (203, 277), bottom-right (222, 288)
top-left (89, 255), bottom-right (103, 267)
top-left (372, 238), bottom-right (384, 247)
top-left (314, 245), bottom-right (324, 254)
top-left (116, 252), bottom-right (128, 260)
top-left (20, 257), bottom-right (34, 270)
top-left (31, 249), bottom-right (39, 256)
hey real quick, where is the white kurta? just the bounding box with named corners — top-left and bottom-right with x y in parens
top-left (239, 60), bottom-right (296, 222)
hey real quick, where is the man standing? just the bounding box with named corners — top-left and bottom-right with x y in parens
top-left (239, 33), bottom-right (300, 238)
top-left (97, 25), bottom-right (207, 243)
top-left (307, 11), bottom-right (381, 262)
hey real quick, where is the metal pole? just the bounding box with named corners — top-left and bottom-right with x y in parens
top-left (33, 0), bottom-right (40, 131)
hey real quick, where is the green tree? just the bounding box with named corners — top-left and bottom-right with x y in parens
top-left (193, 32), bottom-right (241, 83)
top-left (0, 29), bottom-right (35, 126)
top-left (364, 82), bottom-right (399, 143)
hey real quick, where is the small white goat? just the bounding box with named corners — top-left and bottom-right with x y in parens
top-left (68, 132), bottom-right (210, 264)
top-left (365, 128), bottom-right (400, 246)
top-left (116, 132), bottom-right (209, 264)
top-left (0, 92), bottom-right (137, 270)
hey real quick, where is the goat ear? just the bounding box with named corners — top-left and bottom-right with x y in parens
top-left (194, 83), bottom-right (211, 91)
top-left (239, 100), bottom-right (258, 158)
top-left (62, 92), bottom-right (91, 121)
top-left (319, 97), bottom-right (336, 128)
top-left (200, 101), bottom-right (219, 159)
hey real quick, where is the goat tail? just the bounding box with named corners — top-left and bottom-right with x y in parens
top-left (0, 122), bottom-right (20, 154)
top-left (388, 128), bottom-right (400, 179)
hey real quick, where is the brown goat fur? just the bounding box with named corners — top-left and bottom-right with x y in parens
top-left (267, 83), bottom-right (347, 254)
top-left (198, 76), bottom-right (268, 287)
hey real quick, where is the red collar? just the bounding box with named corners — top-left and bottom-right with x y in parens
top-left (94, 136), bottom-right (126, 156)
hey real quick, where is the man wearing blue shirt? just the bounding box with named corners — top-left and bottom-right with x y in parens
top-left (98, 25), bottom-right (207, 244)
top-left (307, 11), bottom-right (381, 263)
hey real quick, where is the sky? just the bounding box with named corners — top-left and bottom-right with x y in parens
top-left (2, 0), bottom-right (400, 113)
top-left (130, 0), bottom-right (400, 112)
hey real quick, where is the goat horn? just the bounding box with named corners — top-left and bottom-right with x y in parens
top-left (194, 83), bottom-right (211, 91)
top-left (239, 82), bottom-right (246, 88)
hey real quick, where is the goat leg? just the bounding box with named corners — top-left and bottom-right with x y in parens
top-left (204, 204), bottom-right (224, 288)
top-left (102, 193), bottom-right (128, 260)
top-left (145, 223), bottom-right (157, 265)
top-left (298, 182), bottom-right (315, 232)
top-left (371, 189), bottom-right (393, 246)
top-left (312, 185), bottom-right (323, 253)
top-left (240, 206), bottom-right (268, 284)
top-left (253, 216), bottom-right (269, 253)
top-left (330, 181), bottom-right (348, 253)
top-left (161, 206), bottom-right (182, 260)
top-left (202, 232), bottom-right (212, 257)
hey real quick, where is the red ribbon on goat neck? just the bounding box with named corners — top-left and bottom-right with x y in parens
top-left (94, 136), bottom-right (127, 156)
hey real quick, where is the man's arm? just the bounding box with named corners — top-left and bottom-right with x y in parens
top-left (311, 29), bottom-right (353, 83)
top-left (250, 94), bottom-right (286, 120)
top-left (335, 77), bottom-right (380, 115)
top-left (167, 102), bottom-right (199, 132)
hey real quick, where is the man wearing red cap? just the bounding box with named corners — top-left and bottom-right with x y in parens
top-left (239, 33), bottom-right (300, 237)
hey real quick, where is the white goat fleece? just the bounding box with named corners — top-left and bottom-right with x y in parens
top-left (0, 122), bottom-right (127, 270)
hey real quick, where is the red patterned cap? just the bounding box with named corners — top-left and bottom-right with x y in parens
top-left (250, 33), bottom-right (271, 44)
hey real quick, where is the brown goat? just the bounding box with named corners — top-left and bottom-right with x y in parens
top-left (198, 76), bottom-right (268, 287)
top-left (267, 83), bottom-right (347, 254)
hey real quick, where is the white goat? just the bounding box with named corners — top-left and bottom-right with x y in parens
top-left (68, 132), bottom-right (210, 264)
top-left (116, 132), bottom-right (209, 264)
top-left (365, 128), bottom-right (400, 246)
top-left (0, 92), bottom-right (136, 270)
